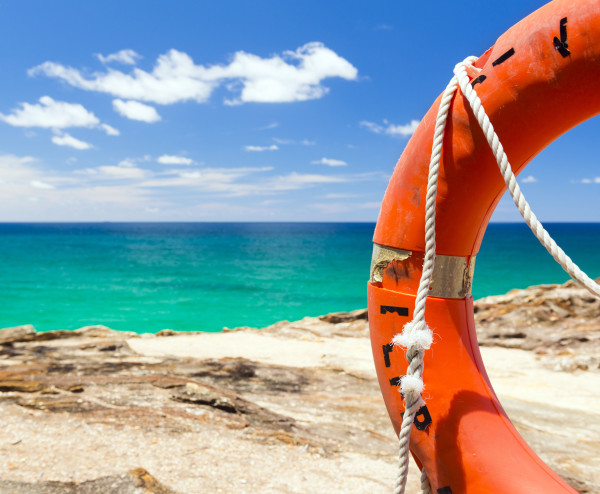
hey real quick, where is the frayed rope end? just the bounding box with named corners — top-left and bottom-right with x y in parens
top-left (392, 321), bottom-right (433, 351)
top-left (400, 374), bottom-right (424, 398)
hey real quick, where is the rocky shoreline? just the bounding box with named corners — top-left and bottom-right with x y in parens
top-left (0, 279), bottom-right (598, 493)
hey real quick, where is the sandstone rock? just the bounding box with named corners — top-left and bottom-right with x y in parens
top-left (170, 381), bottom-right (299, 433)
top-left (73, 325), bottom-right (138, 339)
top-left (0, 280), bottom-right (597, 493)
top-left (0, 324), bottom-right (35, 344)
top-left (319, 308), bottom-right (368, 324)
top-left (0, 467), bottom-right (178, 493)
top-left (474, 278), bottom-right (600, 371)
top-left (0, 380), bottom-right (44, 393)
top-left (155, 329), bottom-right (178, 337)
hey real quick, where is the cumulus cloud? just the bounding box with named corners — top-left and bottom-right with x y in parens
top-left (360, 119), bottom-right (420, 137)
top-left (100, 123), bottom-right (120, 136)
top-left (96, 49), bottom-right (141, 65)
top-left (311, 157), bottom-right (347, 167)
top-left (51, 133), bottom-right (92, 150)
top-left (31, 180), bottom-right (55, 189)
top-left (117, 159), bottom-right (137, 168)
top-left (244, 144), bottom-right (278, 152)
top-left (521, 175), bottom-right (537, 183)
top-left (97, 165), bottom-right (147, 179)
top-left (113, 99), bottom-right (161, 122)
top-left (78, 158), bottom-right (148, 179)
top-left (29, 42), bottom-right (358, 105)
top-left (0, 96), bottom-right (99, 129)
top-left (0, 97), bottom-right (121, 145)
top-left (157, 155), bottom-right (194, 165)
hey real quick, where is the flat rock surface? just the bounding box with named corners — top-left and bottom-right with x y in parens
top-left (0, 280), bottom-right (598, 493)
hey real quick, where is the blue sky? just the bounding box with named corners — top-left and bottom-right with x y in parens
top-left (0, 0), bottom-right (598, 222)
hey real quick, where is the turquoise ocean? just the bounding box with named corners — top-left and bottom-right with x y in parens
top-left (0, 222), bottom-right (598, 333)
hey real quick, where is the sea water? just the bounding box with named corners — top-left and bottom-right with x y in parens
top-left (0, 222), bottom-right (598, 333)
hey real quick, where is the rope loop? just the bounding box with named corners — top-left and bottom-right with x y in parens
top-left (391, 55), bottom-right (599, 494)
top-left (453, 61), bottom-right (600, 298)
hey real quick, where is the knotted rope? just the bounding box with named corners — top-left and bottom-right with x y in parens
top-left (391, 56), bottom-right (600, 494)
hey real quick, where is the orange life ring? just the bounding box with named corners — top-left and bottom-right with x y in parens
top-left (368, 0), bottom-right (599, 492)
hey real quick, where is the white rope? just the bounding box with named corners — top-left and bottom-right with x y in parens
top-left (390, 55), bottom-right (478, 494)
top-left (453, 62), bottom-right (600, 298)
top-left (391, 55), bottom-right (600, 494)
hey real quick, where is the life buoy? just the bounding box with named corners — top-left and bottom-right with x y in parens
top-left (368, 0), bottom-right (599, 492)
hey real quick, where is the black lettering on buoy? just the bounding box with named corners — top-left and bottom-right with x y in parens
top-left (553, 17), bottom-right (570, 57)
top-left (389, 376), bottom-right (403, 387)
top-left (414, 405), bottom-right (432, 431)
top-left (470, 75), bottom-right (487, 87)
top-left (382, 342), bottom-right (394, 367)
top-left (492, 47), bottom-right (515, 66)
top-left (380, 305), bottom-right (409, 316)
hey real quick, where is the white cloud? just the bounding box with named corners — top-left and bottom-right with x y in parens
top-left (137, 167), bottom-right (347, 196)
top-left (157, 155), bottom-right (194, 165)
top-left (0, 154), bottom-right (157, 220)
top-left (521, 175), bottom-right (537, 183)
top-left (257, 122), bottom-right (279, 130)
top-left (78, 158), bottom-right (149, 180)
top-left (100, 123), bottom-right (120, 136)
top-left (321, 193), bottom-right (360, 199)
top-left (139, 166), bottom-right (273, 193)
top-left (112, 99), bottom-right (161, 122)
top-left (222, 42), bottom-right (358, 105)
top-left (96, 49), bottom-right (141, 65)
top-left (359, 121), bottom-right (382, 133)
top-left (360, 119), bottom-right (420, 137)
top-left (273, 138), bottom-right (315, 146)
top-left (0, 155), bottom-right (40, 186)
top-left (117, 159), bottom-right (137, 168)
top-left (268, 172), bottom-right (347, 191)
top-left (0, 154), bottom-right (72, 192)
top-left (29, 42), bottom-right (358, 105)
top-left (244, 144), bottom-right (278, 152)
top-left (0, 153), bottom-right (381, 221)
top-left (0, 96), bottom-right (99, 129)
top-left (386, 120), bottom-right (420, 137)
top-left (311, 157), bottom-right (347, 167)
top-left (97, 165), bottom-right (147, 179)
top-left (580, 177), bottom-right (600, 184)
top-left (31, 180), bottom-right (55, 189)
top-left (51, 133), bottom-right (92, 150)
